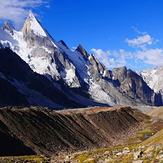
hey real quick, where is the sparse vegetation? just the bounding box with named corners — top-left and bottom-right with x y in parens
top-left (0, 155), bottom-right (48, 163)
top-left (66, 110), bottom-right (163, 163)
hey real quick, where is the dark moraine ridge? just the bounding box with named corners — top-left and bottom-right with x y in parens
top-left (0, 106), bottom-right (148, 156)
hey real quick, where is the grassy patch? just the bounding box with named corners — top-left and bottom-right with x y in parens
top-left (142, 129), bottom-right (163, 146)
top-left (73, 118), bottom-right (163, 163)
top-left (74, 153), bottom-right (90, 163)
top-left (136, 128), bottom-right (155, 140)
top-left (0, 155), bottom-right (48, 163)
top-left (126, 118), bottom-right (156, 145)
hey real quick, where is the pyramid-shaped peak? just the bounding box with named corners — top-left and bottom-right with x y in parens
top-left (76, 44), bottom-right (85, 50)
top-left (22, 11), bottom-right (47, 37)
top-left (76, 44), bottom-right (89, 58)
top-left (28, 10), bottom-right (35, 19)
top-left (59, 40), bottom-right (69, 49)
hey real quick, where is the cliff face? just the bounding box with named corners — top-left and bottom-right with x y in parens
top-left (0, 106), bottom-right (148, 156)
top-left (0, 48), bottom-right (86, 108)
top-left (112, 67), bottom-right (162, 106)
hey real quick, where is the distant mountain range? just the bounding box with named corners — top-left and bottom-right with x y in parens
top-left (0, 12), bottom-right (162, 108)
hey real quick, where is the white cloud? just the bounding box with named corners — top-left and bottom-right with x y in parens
top-left (0, 0), bottom-right (48, 28)
top-left (91, 28), bottom-right (163, 69)
top-left (125, 32), bottom-right (163, 66)
top-left (136, 49), bottom-right (163, 66)
top-left (126, 34), bottom-right (153, 48)
top-left (91, 47), bottom-right (163, 69)
top-left (91, 48), bottom-right (130, 68)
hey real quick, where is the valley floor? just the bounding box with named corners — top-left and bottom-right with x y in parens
top-left (52, 107), bottom-right (163, 163)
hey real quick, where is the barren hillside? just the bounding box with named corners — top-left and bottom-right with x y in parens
top-left (0, 106), bottom-right (148, 157)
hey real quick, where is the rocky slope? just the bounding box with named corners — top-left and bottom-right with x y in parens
top-left (0, 106), bottom-right (148, 156)
top-left (0, 12), bottom-right (162, 107)
top-left (63, 107), bottom-right (163, 163)
top-left (112, 67), bottom-right (162, 106)
top-left (0, 48), bottom-right (91, 108)
top-left (71, 134), bottom-right (163, 163)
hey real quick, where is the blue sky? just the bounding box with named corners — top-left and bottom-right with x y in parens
top-left (40, 0), bottom-right (163, 50)
top-left (1, 0), bottom-right (163, 71)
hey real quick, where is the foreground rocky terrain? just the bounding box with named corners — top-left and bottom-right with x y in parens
top-left (0, 106), bottom-right (146, 157)
top-left (0, 106), bottom-right (159, 162)
top-left (0, 106), bottom-right (162, 162)
top-left (69, 134), bottom-right (163, 163)
top-left (60, 107), bottom-right (163, 163)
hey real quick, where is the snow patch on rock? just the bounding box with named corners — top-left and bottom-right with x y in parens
top-left (141, 67), bottom-right (163, 93)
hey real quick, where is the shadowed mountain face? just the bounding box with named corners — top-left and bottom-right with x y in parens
top-left (112, 67), bottom-right (162, 106)
top-left (0, 120), bottom-right (35, 156)
top-left (0, 48), bottom-right (89, 108)
top-left (0, 106), bottom-right (148, 156)
top-left (0, 78), bottom-right (28, 106)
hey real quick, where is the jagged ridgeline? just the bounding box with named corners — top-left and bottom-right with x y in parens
top-left (0, 12), bottom-right (162, 108)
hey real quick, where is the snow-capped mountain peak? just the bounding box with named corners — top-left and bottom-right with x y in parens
top-left (22, 11), bottom-right (47, 37)
top-left (28, 10), bottom-right (35, 19)
top-left (141, 67), bottom-right (163, 94)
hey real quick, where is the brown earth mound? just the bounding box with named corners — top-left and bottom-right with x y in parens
top-left (0, 106), bottom-right (148, 156)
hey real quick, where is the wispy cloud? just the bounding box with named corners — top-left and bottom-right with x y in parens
top-left (136, 49), bottom-right (163, 66)
top-left (126, 34), bottom-right (153, 48)
top-left (91, 49), bottom-right (131, 69)
top-left (91, 30), bottom-right (163, 70)
top-left (126, 31), bottom-right (163, 66)
top-left (0, 0), bottom-right (48, 28)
